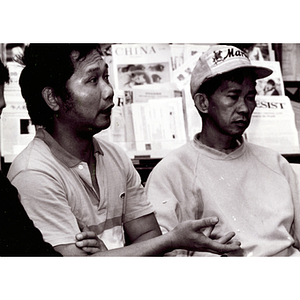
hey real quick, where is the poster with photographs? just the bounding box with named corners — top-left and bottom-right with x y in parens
top-left (111, 44), bottom-right (172, 91)
top-left (252, 60), bottom-right (285, 96)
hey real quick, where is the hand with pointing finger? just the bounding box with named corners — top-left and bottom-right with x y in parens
top-left (168, 217), bottom-right (241, 254)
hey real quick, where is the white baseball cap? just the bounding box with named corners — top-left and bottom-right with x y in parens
top-left (190, 45), bottom-right (273, 98)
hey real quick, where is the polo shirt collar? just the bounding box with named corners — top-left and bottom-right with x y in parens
top-left (35, 128), bottom-right (104, 168)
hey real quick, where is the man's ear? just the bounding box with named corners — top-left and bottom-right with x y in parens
top-left (194, 93), bottom-right (209, 114)
top-left (42, 87), bottom-right (60, 111)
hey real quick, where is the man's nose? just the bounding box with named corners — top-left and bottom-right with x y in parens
top-left (101, 82), bottom-right (114, 102)
top-left (237, 97), bottom-right (250, 114)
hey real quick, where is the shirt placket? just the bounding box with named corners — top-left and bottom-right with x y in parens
top-left (75, 162), bottom-right (101, 206)
top-left (95, 154), bottom-right (107, 211)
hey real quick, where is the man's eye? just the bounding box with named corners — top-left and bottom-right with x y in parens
top-left (246, 95), bottom-right (256, 101)
top-left (89, 77), bottom-right (98, 83)
top-left (228, 94), bottom-right (239, 100)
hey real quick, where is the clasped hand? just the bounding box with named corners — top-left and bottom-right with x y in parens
top-left (75, 217), bottom-right (241, 255)
top-left (75, 226), bottom-right (107, 254)
top-left (169, 217), bottom-right (241, 254)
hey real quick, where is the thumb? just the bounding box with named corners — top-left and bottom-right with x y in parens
top-left (194, 217), bottom-right (219, 230)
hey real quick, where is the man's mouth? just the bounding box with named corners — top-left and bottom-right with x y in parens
top-left (101, 104), bottom-right (115, 114)
top-left (233, 119), bottom-right (249, 127)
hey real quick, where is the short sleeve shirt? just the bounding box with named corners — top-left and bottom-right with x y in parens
top-left (8, 129), bottom-right (154, 249)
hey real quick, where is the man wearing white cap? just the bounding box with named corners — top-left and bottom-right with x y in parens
top-left (145, 45), bottom-right (300, 256)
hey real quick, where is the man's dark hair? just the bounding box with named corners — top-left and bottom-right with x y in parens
top-left (19, 43), bottom-right (102, 129)
top-left (0, 59), bottom-right (10, 85)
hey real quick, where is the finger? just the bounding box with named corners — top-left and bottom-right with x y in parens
top-left (76, 240), bottom-right (85, 248)
top-left (216, 232), bottom-right (236, 244)
top-left (228, 239), bottom-right (241, 247)
top-left (76, 231), bottom-right (97, 241)
top-left (81, 247), bottom-right (100, 254)
top-left (76, 239), bottom-right (98, 248)
top-left (76, 241), bottom-right (95, 249)
top-left (193, 217), bottom-right (219, 230)
top-left (204, 238), bottom-right (241, 254)
top-left (202, 226), bottom-right (214, 237)
top-left (76, 240), bottom-right (108, 253)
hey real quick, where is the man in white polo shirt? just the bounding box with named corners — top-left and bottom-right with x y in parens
top-left (7, 44), bottom-right (241, 256)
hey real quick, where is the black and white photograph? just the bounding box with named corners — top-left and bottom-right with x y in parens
top-left (0, 3), bottom-right (299, 300)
